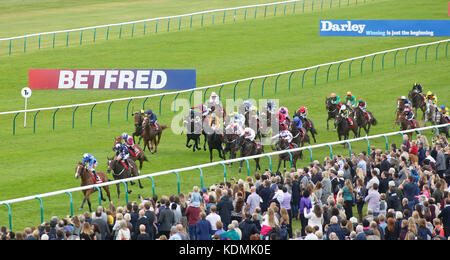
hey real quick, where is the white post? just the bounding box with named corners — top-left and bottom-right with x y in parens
top-left (21, 87), bottom-right (32, 128)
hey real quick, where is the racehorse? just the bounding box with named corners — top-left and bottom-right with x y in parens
top-left (325, 98), bottom-right (340, 131)
top-left (293, 111), bottom-right (318, 143)
top-left (132, 112), bottom-right (144, 144)
top-left (289, 122), bottom-right (310, 151)
top-left (75, 162), bottom-right (111, 212)
top-left (183, 115), bottom-right (203, 152)
top-left (408, 90), bottom-right (426, 120)
top-left (113, 138), bottom-right (148, 171)
top-left (142, 117), bottom-right (168, 154)
top-left (354, 106), bottom-right (377, 137)
top-left (335, 114), bottom-right (358, 144)
top-left (107, 157), bottom-right (143, 199)
top-left (238, 138), bottom-right (264, 174)
top-left (223, 133), bottom-right (240, 166)
top-left (394, 111), bottom-right (420, 140)
top-left (436, 113), bottom-right (450, 138)
top-left (204, 115), bottom-right (225, 162)
top-left (424, 102), bottom-right (439, 127)
top-left (274, 137), bottom-right (302, 172)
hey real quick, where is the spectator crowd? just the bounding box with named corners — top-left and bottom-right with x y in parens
top-left (1, 134), bottom-right (450, 241)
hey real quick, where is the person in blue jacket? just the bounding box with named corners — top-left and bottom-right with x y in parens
top-left (114, 144), bottom-right (130, 170)
top-left (144, 109), bottom-right (159, 130)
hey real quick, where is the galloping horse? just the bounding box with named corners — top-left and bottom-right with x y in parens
top-left (335, 114), bottom-right (358, 144)
top-left (183, 115), bottom-right (203, 152)
top-left (325, 98), bottom-right (340, 131)
top-left (142, 117), bottom-right (168, 153)
top-left (293, 111), bottom-right (318, 143)
top-left (113, 138), bottom-right (148, 171)
top-left (203, 115), bottom-right (225, 162)
top-left (274, 137), bottom-right (302, 172)
top-left (238, 138), bottom-right (264, 174)
top-left (289, 122), bottom-right (310, 151)
top-left (107, 157), bottom-right (143, 199)
top-left (132, 112), bottom-right (144, 144)
top-left (408, 90), bottom-right (426, 120)
top-left (223, 133), bottom-right (240, 166)
top-left (394, 111), bottom-right (420, 140)
top-left (75, 162), bottom-right (111, 212)
top-left (354, 106), bottom-right (377, 137)
top-left (424, 103), bottom-right (439, 127)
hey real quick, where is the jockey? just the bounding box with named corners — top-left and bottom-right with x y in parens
top-left (144, 109), bottom-right (159, 130)
top-left (277, 109), bottom-right (289, 131)
top-left (329, 93), bottom-right (341, 105)
top-left (209, 113), bottom-right (221, 131)
top-left (249, 106), bottom-right (259, 119)
top-left (242, 127), bottom-right (256, 142)
top-left (209, 92), bottom-right (220, 106)
top-left (226, 122), bottom-right (244, 136)
top-left (118, 132), bottom-right (137, 157)
top-left (231, 112), bottom-right (246, 128)
top-left (399, 96), bottom-right (412, 108)
top-left (297, 106), bottom-right (309, 119)
top-left (344, 92), bottom-right (357, 108)
top-left (82, 153), bottom-right (100, 182)
top-left (266, 100), bottom-right (277, 113)
top-left (242, 100), bottom-right (253, 114)
top-left (339, 105), bottom-right (353, 126)
top-left (357, 99), bottom-right (367, 111)
top-left (403, 104), bottom-right (416, 127)
top-left (191, 104), bottom-right (209, 118)
top-left (439, 105), bottom-right (450, 122)
top-left (425, 91), bottom-right (438, 106)
top-left (114, 144), bottom-right (131, 170)
top-left (292, 116), bottom-right (305, 137)
top-left (280, 130), bottom-right (294, 144)
top-left (412, 83), bottom-right (423, 94)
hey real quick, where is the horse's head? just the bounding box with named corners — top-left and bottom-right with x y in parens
top-left (75, 162), bottom-right (85, 180)
top-left (106, 157), bottom-right (115, 174)
top-left (133, 112), bottom-right (144, 127)
top-left (142, 116), bottom-right (149, 127)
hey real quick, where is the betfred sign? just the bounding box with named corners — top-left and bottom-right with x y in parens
top-left (29, 69), bottom-right (196, 90)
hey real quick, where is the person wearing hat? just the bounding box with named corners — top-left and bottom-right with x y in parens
top-left (425, 91), bottom-right (438, 106)
top-left (412, 83), bottom-right (423, 94)
top-left (439, 105), bottom-right (450, 122)
top-left (144, 109), bottom-right (159, 131)
top-left (344, 91), bottom-right (357, 108)
top-left (209, 92), bottom-right (220, 106)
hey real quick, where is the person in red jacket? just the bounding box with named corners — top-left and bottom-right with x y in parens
top-left (185, 203), bottom-right (201, 240)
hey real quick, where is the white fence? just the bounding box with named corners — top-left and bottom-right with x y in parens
top-left (1, 123), bottom-right (448, 229)
top-left (1, 0), bottom-right (372, 56)
top-left (1, 38), bottom-right (449, 117)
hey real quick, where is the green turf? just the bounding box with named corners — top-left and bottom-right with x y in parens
top-left (0, 0), bottom-right (449, 230)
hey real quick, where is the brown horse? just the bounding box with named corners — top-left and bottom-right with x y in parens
top-left (408, 90), bottom-right (426, 120)
top-left (325, 98), bottom-right (340, 131)
top-left (132, 112), bottom-right (144, 144)
top-left (394, 111), bottom-right (420, 140)
top-left (142, 117), bottom-right (168, 153)
top-left (354, 107), bottom-right (377, 137)
top-left (113, 138), bottom-right (148, 171)
top-left (75, 162), bottom-right (111, 212)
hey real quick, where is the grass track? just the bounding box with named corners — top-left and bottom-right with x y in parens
top-left (0, 0), bottom-right (449, 230)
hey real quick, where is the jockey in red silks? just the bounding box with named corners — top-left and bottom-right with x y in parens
top-left (277, 107), bottom-right (290, 131)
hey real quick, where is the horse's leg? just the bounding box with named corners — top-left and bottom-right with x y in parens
top-left (326, 117), bottom-right (330, 131)
top-left (80, 191), bottom-right (87, 211)
top-left (239, 159), bottom-right (243, 174)
top-left (104, 186), bottom-right (112, 203)
top-left (255, 158), bottom-right (261, 171)
top-left (209, 148), bottom-right (213, 162)
top-left (277, 158), bottom-right (282, 172)
top-left (203, 134), bottom-right (207, 151)
top-left (186, 136), bottom-right (192, 149)
top-left (116, 183), bottom-right (121, 199)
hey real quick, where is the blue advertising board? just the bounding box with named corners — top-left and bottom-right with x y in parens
top-left (319, 20), bottom-right (450, 37)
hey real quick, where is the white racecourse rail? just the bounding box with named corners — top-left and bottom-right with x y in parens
top-left (0, 0), bottom-right (305, 41)
top-left (0, 123), bottom-right (448, 206)
top-left (0, 38), bottom-right (449, 116)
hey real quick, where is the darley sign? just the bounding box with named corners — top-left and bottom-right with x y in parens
top-left (29, 69), bottom-right (196, 90)
top-left (320, 20), bottom-right (450, 37)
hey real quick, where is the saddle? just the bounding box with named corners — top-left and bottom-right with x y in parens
top-left (347, 118), bottom-right (354, 128)
top-left (89, 171), bottom-right (103, 184)
top-left (364, 112), bottom-right (371, 121)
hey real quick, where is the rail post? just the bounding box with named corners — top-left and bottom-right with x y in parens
top-left (261, 77), bottom-right (268, 96)
top-left (126, 99), bottom-right (133, 121)
top-left (146, 176), bottom-right (156, 196)
top-left (12, 112), bottom-right (20, 136)
top-left (265, 154), bottom-right (272, 171)
top-left (90, 104), bottom-right (97, 127)
top-left (52, 108), bottom-right (59, 131)
top-left (197, 167), bottom-right (204, 189)
top-left (33, 110), bottom-right (40, 134)
top-left (220, 162), bottom-right (227, 183)
top-left (326, 64), bottom-right (332, 83)
top-left (1, 203), bottom-right (12, 231)
top-left (35, 196), bottom-right (44, 224)
top-left (248, 79), bottom-right (254, 98)
top-left (301, 69), bottom-right (308, 88)
top-left (172, 171), bottom-right (180, 194)
top-left (65, 192), bottom-right (73, 217)
top-left (159, 95), bottom-right (165, 116)
top-left (314, 66), bottom-right (320, 85)
top-left (72, 106), bottom-right (79, 129)
top-left (120, 181), bottom-right (129, 204)
top-left (274, 74), bottom-right (281, 93)
top-left (108, 101), bottom-right (114, 124)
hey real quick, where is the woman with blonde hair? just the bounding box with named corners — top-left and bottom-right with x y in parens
top-left (407, 218), bottom-right (418, 236)
top-left (339, 179), bottom-right (354, 220)
top-left (280, 208), bottom-right (291, 239)
top-left (116, 220), bottom-right (131, 240)
top-left (80, 222), bottom-right (95, 240)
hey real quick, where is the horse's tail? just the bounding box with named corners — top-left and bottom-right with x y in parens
top-left (160, 125), bottom-right (169, 131)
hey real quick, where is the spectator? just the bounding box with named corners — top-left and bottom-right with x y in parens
top-left (92, 209), bottom-right (110, 240)
top-left (216, 189), bottom-right (234, 230)
top-left (80, 222), bottom-right (95, 240)
top-left (158, 201), bottom-right (175, 238)
top-left (438, 198), bottom-right (450, 237)
top-left (239, 212), bottom-right (259, 240)
top-left (206, 205), bottom-right (221, 235)
top-left (365, 183), bottom-right (381, 217)
top-left (195, 212), bottom-right (211, 240)
top-left (136, 224), bottom-right (151, 240)
top-left (115, 220), bottom-right (131, 240)
top-left (326, 216), bottom-right (345, 240)
top-left (185, 201), bottom-right (201, 240)
top-left (304, 204), bottom-right (323, 233)
top-left (246, 186), bottom-right (261, 214)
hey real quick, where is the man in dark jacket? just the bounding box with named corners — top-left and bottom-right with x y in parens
top-left (258, 180), bottom-right (273, 213)
top-left (196, 212), bottom-right (212, 240)
top-left (144, 202), bottom-right (156, 240)
top-left (216, 190), bottom-right (234, 230)
top-left (134, 210), bottom-right (150, 240)
top-left (326, 216), bottom-right (345, 240)
top-left (158, 201), bottom-right (175, 238)
top-left (438, 198), bottom-right (450, 237)
top-left (239, 212), bottom-right (259, 240)
top-left (386, 185), bottom-right (402, 212)
top-left (92, 209), bottom-right (111, 240)
top-left (291, 176), bottom-right (301, 219)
